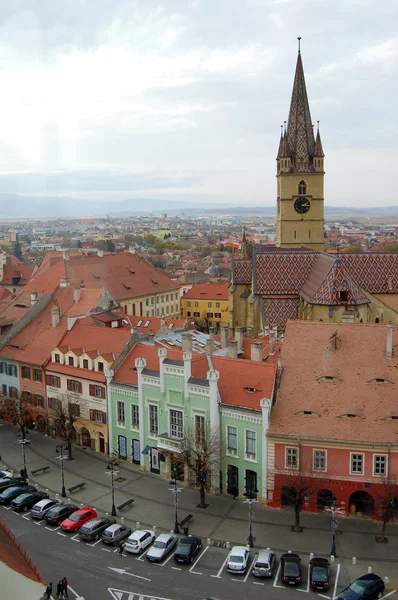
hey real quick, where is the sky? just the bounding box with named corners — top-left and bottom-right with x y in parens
top-left (0, 0), bottom-right (397, 208)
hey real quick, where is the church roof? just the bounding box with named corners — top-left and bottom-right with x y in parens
top-left (340, 253), bottom-right (398, 294)
top-left (254, 249), bottom-right (318, 295)
top-left (314, 128), bottom-right (324, 157)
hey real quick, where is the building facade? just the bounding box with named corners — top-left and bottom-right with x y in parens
top-left (181, 284), bottom-right (229, 329)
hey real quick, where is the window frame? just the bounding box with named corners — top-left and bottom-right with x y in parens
top-left (285, 447), bottom-right (298, 469)
top-left (149, 404), bottom-right (158, 436)
top-left (313, 449), bottom-right (327, 472)
top-left (350, 452), bottom-right (364, 475)
top-left (245, 429), bottom-right (257, 461)
top-left (131, 404), bottom-right (139, 429)
top-left (170, 408), bottom-right (184, 440)
top-left (226, 425), bottom-right (238, 454)
top-left (373, 454), bottom-right (387, 477)
top-left (195, 414), bottom-right (206, 444)
top-left (21, 365), bottom-right (31, 379)
top-left (117, 401), bottom-right (125, 426)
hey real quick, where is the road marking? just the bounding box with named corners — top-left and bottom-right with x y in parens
top-left (22, 514), bottom-right (30, 521)
top-left (243, 554), bottom-right (257, 583)
top-left (307, 558), bottom-right (310, 593)
top-left (210, 553), bottom-right (229, 579)
top-left (160, 550), bottom-right (177, 567)
top-left (318, 594), bottom-right (331, 599)
top-left (2, 506), bottom-right (11, 510)
top-left (91, 538), bottom-right (102, 547)
top-left (383, 592), bottom-right (397, 599)
top-left (297, 588), bottom-right (307, 592)
top-left (136, 545), bottom-right (154, 561)
top-left (253, 582), bottom-right (264, 586)
top-left (57, 532), bottom-right (67, 537)
top-left (107, 567), bottom-right (151, 582)
top-left (332, 563), bottom-right (341, 600)
top-left (171, 566), bottom-right (181, 571)
top-left (273, 561), bottom-right (284, 589)
top-left (71, 533), bottom-right (81, 543)
top-left (102, 548), bottom-right (112, 553)
top-left (189, 544), bottom-right (208, 575)
top-left (33, 521), bottom-right (41, 526)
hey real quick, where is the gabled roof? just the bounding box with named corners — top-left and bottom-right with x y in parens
top-left (0, 264), bottom-right (36, 286)
top-left (255, 250), bottom-right (318, 295)
top-left (182, 283), bottom-right (228, 300)
top-left (340, 253), bottom-right (398, 294)
top-left (54, 319), bottom-right (131, 359)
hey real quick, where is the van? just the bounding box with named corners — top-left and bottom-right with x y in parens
top-left (252, 549), bottom-right (276, 577)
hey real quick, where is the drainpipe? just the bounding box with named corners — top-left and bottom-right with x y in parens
top-left (105, 369), bottom-right (114, 456)
top-left (135, 357), bottom-right (147, 469)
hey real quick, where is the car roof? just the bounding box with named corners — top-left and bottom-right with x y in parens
top-left (257, 549), bottom-right (274, 558)
top-left (357, 574), bottom-right (382, 582)
top-left (281, 553), bottom-right (301, 561)
top-left (179, 537), bottom-right (200, 543)
top-left (156, 533), bottom-right (174, 541)
top-left (105, 524), bottom-right (121, 532)
top-left (33, 499), bottom-right (52, 506)
top-left (310, 557), bottom-right (329, 567)
top-left (131, 529), bottom-right (152, 537)
top-left (230, 546), bottom-right (249, 556)
top-left (77, 506), bottom-right (94, 513)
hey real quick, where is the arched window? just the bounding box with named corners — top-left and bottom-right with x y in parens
top-left (298, 180), bottom-right (306, 195)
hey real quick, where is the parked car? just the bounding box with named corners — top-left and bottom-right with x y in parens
top-left (125, 529), bottom-right (156, 554)
top-left (280, 553), bottom-right (302, 585)
top-left (309, 557), bottom-right (330, 590)
top-left (337, 574), bottom-right (385, 600)
top-left (30, 498), bottom-right (61, 520)
top-left (102, 523), bottom-right (132, 545)
top-left (174, 537), bottom-right (202, 564)
top-left (146, 533), bottom-right (178, 562)
top-left (0, 485), bottom-right (36, 506)
top-left (252, 549), bottom-right (276, 578)
top-left (79, 517), bottom-right (116, 541)
top-left (0, 469), bottom-right (13, 478)
top-left (226, 546), bottom-right (250, 574)
top-left (0, 476), bottom-right (27, 492)
top-left (45, 504), bottom-right (79, 526)
top-left (11, 491), bottom-right (49, 512)
top-left (60, 506), bottom-right (97, 532)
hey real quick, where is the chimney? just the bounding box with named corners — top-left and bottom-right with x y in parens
top-left (251, 341), bottom-right (263, 362)
top-left (51, 304), bottom-right (60, 327)
top-left (206, 338), bottom-right (214, 356)
top-left (387, 276), bottom-right (393, 292)
top-left (73, 287), bottom-right (81, 304)
top-left (182, 332), bottom-right (193, 353)
top-left (183, 351), bottom-right (191, 398)
top-left (97, 249), bottom-right (104, 258)
top-left (158, 348), bottom-right (167, 394)
top-left (228, 339), bottom-right (238, 359)
top-left (60, 276), bottom-right (69, 288)
top-left (235, 326), bottom-right (244, 354)
top-left (63, 250), bottom-right (69, 261)
top-left (30, 292), bottom-right (38, 307)
top-left (148, 332), bottom-right (155, 346)
top-left (220, 324), bottom-right (229, 349)
top-left (129, 245), bottom-right (135, 254)
top-left (269, 330), bottom-right (276, 355)
top-left (80, 280), bottom-right (85, 289)
top-left (209, 326), bottom-right (216, 340)
top-left (386, 322), bottom-right (393, 360)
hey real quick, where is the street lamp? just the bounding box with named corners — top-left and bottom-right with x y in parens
top-left (243, 485), bottom-right (258, 548)
top-left (328, 495), bottom-right (343, 558)
top-left (169, 466), bottom-right (182, 534)
top-left (106, 459), bottom-right (118, 517)
top-left (17, 425), bottom-right (30, 479)
top-left (55, 444), bottom-right (68, 498)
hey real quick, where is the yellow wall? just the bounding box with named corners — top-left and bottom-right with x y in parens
top-left (122, 289), bottom-right (181, 318)
top-left (181, 296), bottom-right (229, 326)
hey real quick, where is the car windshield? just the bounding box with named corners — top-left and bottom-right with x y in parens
top-left (312, 567), bottom-right (328, 581)
top-left (103, 531), bottom-right (113, 536)
top-left (2, 487), bottom-right (21, 497)
top-left (153, 541), bottom-right (166, 549)
top-left (68, 513), bottom-right (80, 522)
top-left (80, 525), bottom-right (89, 532)
top-left (350, 581), bottom-right (367, 594)
top-left (255, 562), bottom-right (269, 568)
top-left (284, 563), bottom-right (299, 575)
top-left (176, 544), bottom-right (190, 552)
top-left (230, 556), bottom-right (244, 563)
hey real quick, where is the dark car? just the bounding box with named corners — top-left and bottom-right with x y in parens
top-left (0, 485), bottom-right (37, 506)
top-left (174, 537), bottom-right (202, 564)
top-left (79, 517), bottom-right (116, 541)
top-left (337, 574), bottom-right (385, 600)
top-left (280, 553), bottom-right (302, 585)
top-left (11, 491), bottom-right (49, 512)
top-left (45, 504), bottom-right (79, 526)
top-left (0, 477), bottom-right (27, 492)
top-left (310, 558), bottom-right (330, 590)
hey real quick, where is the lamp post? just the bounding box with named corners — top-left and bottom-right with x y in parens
top-left (169, 466), bottom-right (182, 534)
top-left (243, 485), bottom-right (258, 548)
top-left (106, 459), bottom-right (118, 517)
top-left (17, 425), bottom-right (29, 479)
top-left (55, 443), bottom-right (68, 498)
top-left (329, 495), bottom-right (341, 558)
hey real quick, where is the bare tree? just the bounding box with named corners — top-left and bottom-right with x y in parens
top-left (1, 391), bottom-right (34, 436)
top-left (179, 422), bottom-right (221, 509)
top-left (48, 394), bottom-right (87, 461)
top-left (375, 478), bottom-right (398, 541)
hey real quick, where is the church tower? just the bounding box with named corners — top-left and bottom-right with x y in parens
top-left (276, 39), bottom-right (325, 250)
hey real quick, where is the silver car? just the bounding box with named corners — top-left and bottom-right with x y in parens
top-left (102, 523), bottom-right (132, 545)
top-left (30, 498), bottom-right (60, 520)
top-left (146, 533), bottom-right (178, 562)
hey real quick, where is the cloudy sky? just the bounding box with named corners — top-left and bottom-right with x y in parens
top-left (0, 0), bottom-right (396, 209)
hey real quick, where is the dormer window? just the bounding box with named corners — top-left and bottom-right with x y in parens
top-left (298, 180), bottom-right (307, 195)
top-left (340, 413), bottom-right (361, 419)
top-left (68, 356), bottom-right (74, 366)
top-left (296, 410), bottom-right (319, 417)
top-left (55, 353), bottom-right (60, 363)
top-left (368, 378), bottom-right (393, 384)
top-left (317, 375), bottom-right (340, 382)
top-left (339, 291), bottom-right (348, 303)
top-left (98, 362), bottom-right (104, 372)
top-left (244, 387), bottom-right (257, 393)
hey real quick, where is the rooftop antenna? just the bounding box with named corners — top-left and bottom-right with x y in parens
top-left (298, 36), bottom-right (301, 54)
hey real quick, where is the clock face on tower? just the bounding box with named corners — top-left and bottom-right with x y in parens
top-left (294, 197), bottom-right (311, 214)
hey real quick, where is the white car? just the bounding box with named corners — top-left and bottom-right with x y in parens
top-left (0, 470), bottom-right (12, 479)
top-left (30, 498), bottom-right (60, 520)
top-left (227, 546), bottom-right (250, 574)
top-left (124, 529), bottom-right (155, 554)
top-left (146, 533), bottom-right (178, 562)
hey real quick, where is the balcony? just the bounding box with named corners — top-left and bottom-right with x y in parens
top-left (157, 433), bottom-right (183, 454)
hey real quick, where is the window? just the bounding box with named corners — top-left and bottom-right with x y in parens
top-left (89, 384), bottom-right (105, 399)
top-left (214, 313), bottom-right (221, 318)
top-left (117, 401), bottom-right (125, 425)
top-left (2, 384), bottom-right (7, 396)
top-left (194, 312), bottom-right (200, 317)
top-left (227, 426), bottom-right (238, 454)
top-left (46, 374), bottom-right (61, 388)
top-left (146, 298), bottom-right (149, 306)
top-left (207, 302), bottom-right (212, 308)
top-left (36, 394), bottom-right (44, 408)
top-left (48, 397), bottom-right (62, 412)
top-left (216, 302), bottom-right (220, 309)
top-left (97, 362), bottom-right (104, 372)
top-left (175, 292), bottom-right (178, 300)
top-left (68, 403), bottom-right (80, 417)
top-left (187, 311), bottom-right (191, 317)
top-left (170, 409), bottom-right (183, 439)
top-left (298, 180), bottom-right (307, 195)
top-left (68, 356), bottom-right (74, 366)
top-left (151, 297), bottom-right (154, 305)
top-left (207, 312), bottom-right (213, 318)
top-left (314, 450), bottom-right (326, 471)
top-left (339, 291), bottom-right (348, 303)
top-left (351, 453), bottom-right (363, 474)
top-left (33, 368), bottom-right (42, 382)
top-left (83, 359), bottom-right (89, 369)
top-left (21, 366), bottom-right (30, 379)
top-left (0, 362), bottom-right (4, 374)
top-left (156, 297), bottom-right (159, 304)
top-left (166, 294), bottom-right (169, 301)
top-left (286, 447), bottom-right (298, 469)
top-left (67, 379), bottom-right (82, 393)
top-left (245, 430), bottom-right (256, 459)
top-left (187, 301), bottom-right (191, 307)
top-left (54, 353), bottom-right (60, 363)
top-left (195, 415), bottom-right (205, 444)
top-left (90, 409), bottom-right (106, 424)
top-left (149, 405), bottom-right (158, 435)
top-left (194, 301), bottom-right (198, 308)
top-left (9, 386), bottom-right (18, 399)
top-left (131, 405), bottom-right (139, 429)
top-left (374, 455), bottom-right (386, 476)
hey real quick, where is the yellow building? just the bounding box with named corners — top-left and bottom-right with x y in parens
top-left (181, 283), bottom-right (229, 329)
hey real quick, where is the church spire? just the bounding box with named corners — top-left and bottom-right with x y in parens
top-left (314, 121), bottom-right (324, 157)
top-left (286, 38), bottom-right (316, 172)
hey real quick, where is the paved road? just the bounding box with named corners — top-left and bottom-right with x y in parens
top-left (1, 424), bottom-right (397, 600)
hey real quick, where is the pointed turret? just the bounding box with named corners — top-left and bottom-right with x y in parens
top-left (276, 125), bottom-right (283, 159)
top-left (241, 227), bottom-right (249, 258)
top-left (314, 122), bottom-right (324, 157)
top-left (286, 39), bottom-right (316, 172)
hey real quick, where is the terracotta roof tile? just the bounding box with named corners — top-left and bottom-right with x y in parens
top-left (182, 283), bottom-right (228, 300)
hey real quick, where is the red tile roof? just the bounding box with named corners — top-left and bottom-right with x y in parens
top-left (0, 517), bottom-right (47, 584)
top-left (129, 315), bottom-right (186, 334)
top-left (0, 264), bottom-right (36, 285)
top-left (46, 362), bottom-right (106, 383)
top-left (268, 321), bottom-right (398, 443)
top-left (182, 283), bottom-right (229, 300)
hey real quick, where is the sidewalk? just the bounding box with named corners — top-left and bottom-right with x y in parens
top-left (1, 424), bottom-right (397, 586)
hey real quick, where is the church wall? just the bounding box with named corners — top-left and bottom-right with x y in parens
top-left (366, 294), bottom-right (398, 324)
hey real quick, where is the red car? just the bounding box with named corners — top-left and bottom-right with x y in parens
top-left (60, 506), bottom-right (97, 533)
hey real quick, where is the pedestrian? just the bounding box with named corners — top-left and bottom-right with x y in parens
top-left (44, 582), bottom-right (52, 599)
top-left (118, 539), bottom-right (125, 555)
top-left (62, 576), bottom-right (68, 597)
top-left (56, 579), bottom-right (64, 599)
